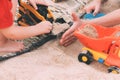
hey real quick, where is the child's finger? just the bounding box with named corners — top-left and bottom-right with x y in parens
top-left (84, 6), bottom-right (93, 14)
top-left (93, 5), bottom-right (100, 16)
top-left (37, 1), bottom-right (48, 6)
top-left (31, 2), bottom-right (38, 9)
top-left (72, 13), bottom-right (80, 21)
top-left (63, 37), bottom-right (77, 47)
top-left (85, 8), bottom-right (91, 14)
top-left (60, 32), bottom-right (75, 46)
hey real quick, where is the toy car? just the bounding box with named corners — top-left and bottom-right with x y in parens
top-left (74, 24), bottom-right (120, 74)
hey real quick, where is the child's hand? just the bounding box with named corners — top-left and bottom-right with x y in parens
top-left (60, 13), bottom-right (82, 46)
top-left (28, 0), bottom-right (48, 9)
top-left (36, 21), bottom-right (53, 34)
top-left (84, 0), bottom-right (102, 16)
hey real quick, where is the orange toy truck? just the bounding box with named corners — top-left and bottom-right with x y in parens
top-left (74, 24), bottom-right (120, 73)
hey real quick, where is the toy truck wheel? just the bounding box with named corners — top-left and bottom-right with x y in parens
top-left (108, 66), bottom-right (120, 74)
top-left (78, 51), bottom-right (93, 64)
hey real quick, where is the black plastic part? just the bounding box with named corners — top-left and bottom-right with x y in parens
top-left (108, 66), bottom-right (120, 73)
top-left (78, 52), bottom-right (93, 64)
top-left (55, 18), bottom-right (66, 23)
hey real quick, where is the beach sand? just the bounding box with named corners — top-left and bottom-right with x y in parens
top-left (0, 0), bottom-right (120, 80)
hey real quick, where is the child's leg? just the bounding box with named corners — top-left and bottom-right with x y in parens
top-left (0, 33), bottom-right (24, 53)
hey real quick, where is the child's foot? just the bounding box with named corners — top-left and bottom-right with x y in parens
top-left (0, 40), bottom-right (24, 54)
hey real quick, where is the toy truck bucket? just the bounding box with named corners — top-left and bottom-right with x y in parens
top-left (74, 24), bottom-right (120, 53)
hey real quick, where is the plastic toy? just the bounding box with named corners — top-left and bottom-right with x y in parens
top-left (0, 0), bottom-right (70, 61)
top-left (17, 0), bottom-right (54, 26)
top-left (74, 23), bottom-right (120, 74)
top-left (52, 0), bottom-right (65, 2)
top-left (83, 12), bottom-right (105, 20)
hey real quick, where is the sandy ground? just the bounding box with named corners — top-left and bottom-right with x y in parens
top-left (0, 0), bottom-right (120, 80)
top-left (0, 40), bottom-right (119, 80)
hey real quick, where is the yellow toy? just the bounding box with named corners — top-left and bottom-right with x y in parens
top-left (74, 24), bottom-right (120, 74)
top-left (17, 0), bottom-right (54, 26)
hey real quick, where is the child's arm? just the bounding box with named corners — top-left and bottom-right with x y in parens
top-left (60, 9), bottom-right (120, 46)
top-left (89, 9), bottom-right (120, 27)
top-left (0, 21), bottom-right (52, 40)
top-left (2, 0), bottom-right (52, 40)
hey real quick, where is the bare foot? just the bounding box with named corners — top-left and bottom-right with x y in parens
top-left (0, 40), bottom-right (24, 54)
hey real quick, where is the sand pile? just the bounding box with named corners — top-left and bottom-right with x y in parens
top-left (79, 24), bottom-right (98, 38)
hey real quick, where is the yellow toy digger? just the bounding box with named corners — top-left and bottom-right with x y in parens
top-left (17, 0), bottom-right (54, 26)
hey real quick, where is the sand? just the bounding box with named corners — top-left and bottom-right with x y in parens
top-left (0, 0), bottom-right (120, 80)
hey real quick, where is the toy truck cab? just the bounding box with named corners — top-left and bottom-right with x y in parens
top-left (74, 24), bottom-right (120, 73)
